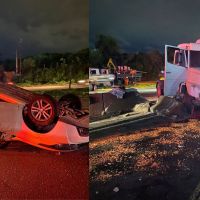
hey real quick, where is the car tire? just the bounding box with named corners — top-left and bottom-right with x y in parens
top-left (59, 94), bottom-right (82, 110)
top-left (25, 94), bottom-right (58, 127)
top-left (58, 94), bottom-right (82, 117)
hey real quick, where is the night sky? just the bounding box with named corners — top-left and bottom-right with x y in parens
top-left (0, 0), bottom-right (88, 59)
top-left (90, 0), bottom-right (200, 53)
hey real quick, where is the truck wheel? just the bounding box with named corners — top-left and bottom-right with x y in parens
top-left (183, 94), bottom-right (193, 114)
top-left (93, 84), bottom-right (97, 91)
top-left (179, 83), bottom-right (187, 94)
top-left (177, 83), bottom-right (187, 100)
top-left (89, 84), bottom-right (93, 91)
top-left (25, 94), bottom-right (58, 127)
top-left (177, 84), bottom-right (193, 113)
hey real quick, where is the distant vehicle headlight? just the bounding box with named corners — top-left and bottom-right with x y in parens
top-left (78, 80), bottom-right (86, 84)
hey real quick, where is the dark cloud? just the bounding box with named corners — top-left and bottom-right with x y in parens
top-left (0, 0), bottom-right (88, 59)
top-left (90, 0), bottom-right (200, 52)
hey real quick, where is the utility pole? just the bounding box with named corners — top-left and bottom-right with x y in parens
top-left (16, 38), bottom-right (23, 76)
top-left (15, 49), bottom-right (21, 75)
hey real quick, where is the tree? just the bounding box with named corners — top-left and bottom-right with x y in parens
top-left (22, 57), bottom-right (37, 83)
top-left (90, 49), bottom-right (103, 67)
top-left (147, 50), bottom-right (164, 79)
top-left (74, 48), bottom-right (89, 75)
top-left (95, 35), bottom-right (121, 65)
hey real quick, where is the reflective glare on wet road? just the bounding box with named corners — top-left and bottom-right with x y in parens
top-left (0, 142), bottom-right (88, 199)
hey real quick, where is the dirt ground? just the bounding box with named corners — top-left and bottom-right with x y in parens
top-left (90, 119), bottom-right (200, 200)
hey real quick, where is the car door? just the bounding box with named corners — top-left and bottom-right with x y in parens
top-left (164, 45), bottom-right (188, 96)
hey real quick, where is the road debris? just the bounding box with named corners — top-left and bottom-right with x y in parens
top-left (109, 87), bottom-right (125, 99)
top-left (90, 119), bottom-right (200, 200)
top-left (150, 96), bottom-right (190, 121)
top-left (90, 90), bottom-right (150, 122)
top-left (113, 187), bottom-right (119, 193)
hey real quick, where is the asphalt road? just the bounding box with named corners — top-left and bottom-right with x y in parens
top-left (0, 141), bottom-right (89, 199)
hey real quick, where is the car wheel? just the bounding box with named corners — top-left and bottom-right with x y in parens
top-left (26, 94), bottom-right (58, 127)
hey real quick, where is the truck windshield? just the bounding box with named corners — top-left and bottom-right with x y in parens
top-left (90, 70), bottom-right (97, 75)
top-left (190, 51), bottom-right (200, 68)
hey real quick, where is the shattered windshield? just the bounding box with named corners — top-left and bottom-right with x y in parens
top-left (190, 51), bottom-right (200, 68)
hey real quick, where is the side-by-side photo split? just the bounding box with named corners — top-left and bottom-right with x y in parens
top-left (2, 0), bottom-right (200, 200)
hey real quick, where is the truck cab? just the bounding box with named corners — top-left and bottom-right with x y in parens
top-left (157, 39), bottom-right (200, 100)
top-left (156, 39), bottom-right (200, 117)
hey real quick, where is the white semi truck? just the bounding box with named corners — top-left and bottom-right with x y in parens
top-left (157, 39), bottom-right (200, 116)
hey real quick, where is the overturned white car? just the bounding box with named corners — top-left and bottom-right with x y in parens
top-left (0, 83), bottom-right (89, 151)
